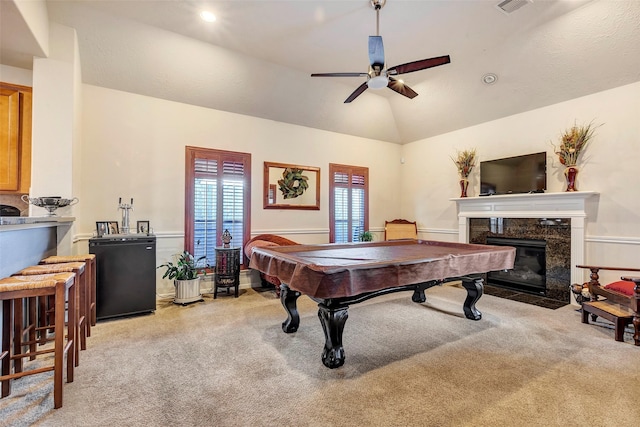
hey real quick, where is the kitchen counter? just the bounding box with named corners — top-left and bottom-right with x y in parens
top-left (0, 216), bottom-right (75, 278)
top-left (0, 216), bottom-right (75, 230)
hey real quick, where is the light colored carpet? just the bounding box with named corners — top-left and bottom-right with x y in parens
top-left (1, 284), bottom-right (639, 427)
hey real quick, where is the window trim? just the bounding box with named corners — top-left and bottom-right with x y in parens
top-left (329, 163), bottom-right (369, 243)
top-left (185, 146), bottom-right (251, 261)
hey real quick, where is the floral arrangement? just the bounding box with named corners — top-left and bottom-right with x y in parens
top-left (451, 148), bottom-right (477, 178)
top-left (553, 121), bottom-right (600, 166)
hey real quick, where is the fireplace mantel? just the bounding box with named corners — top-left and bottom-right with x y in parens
top-left (452, 191), bottom-right (598, 300)
top-left (451, 191), bottom-right (598, 219)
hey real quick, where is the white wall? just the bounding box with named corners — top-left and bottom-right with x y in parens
top-left (0, 64), bottom-right (32, 86)
top-left (400, 81), bottom-right (640, 284)
top-left (76, 84), bottom-right (402, 293)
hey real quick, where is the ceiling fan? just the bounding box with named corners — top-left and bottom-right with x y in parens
top-left (311, 0), bottom-right (451, 103)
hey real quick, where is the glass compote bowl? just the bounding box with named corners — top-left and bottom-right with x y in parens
top-left (21, 195), bottom-right (79, 216)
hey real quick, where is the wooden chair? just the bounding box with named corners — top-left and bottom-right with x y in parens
top-left (575, 265), bottom-right (640, 346)
top-left (384, 219), bottom-right (418, 241)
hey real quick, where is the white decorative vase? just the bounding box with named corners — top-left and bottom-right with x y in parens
top-left (174, 278), bottom-right (203, 305)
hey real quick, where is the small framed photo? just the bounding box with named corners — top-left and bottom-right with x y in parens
top-left (137, 220), bottom-right (150, 234)
top-left (96, 221), bottom-right (109, 237)
top-left (107, 221), bottom-right (119, 235)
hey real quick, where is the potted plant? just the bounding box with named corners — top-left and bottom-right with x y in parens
top-left (158, 251), bottom-right (208, 305)
top-left (359, 231), bottom-right (373, 242)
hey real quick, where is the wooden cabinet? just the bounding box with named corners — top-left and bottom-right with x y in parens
top-left (0, 82), bottom-right (32, 193)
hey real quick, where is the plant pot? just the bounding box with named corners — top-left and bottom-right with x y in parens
top-left (174, 277), bottom-right (203, 305)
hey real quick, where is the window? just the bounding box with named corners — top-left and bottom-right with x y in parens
top-left (185, 146), bottom-right (251, 266)
top-left (329, 163), bottom-right (369, 243)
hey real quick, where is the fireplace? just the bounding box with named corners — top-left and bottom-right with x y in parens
top-left (469, 217), bottom-right (570, 301)
top-left (452, 191), bottom-right (598, 305)
top-left (486, 237), bottom-right (546, 296)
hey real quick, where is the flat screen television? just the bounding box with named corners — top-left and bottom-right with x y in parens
top-left (480, 152), bottom-right (547, 195)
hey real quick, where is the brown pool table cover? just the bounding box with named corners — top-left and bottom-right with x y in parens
top-left (249, 239), bottom-right (516, 299)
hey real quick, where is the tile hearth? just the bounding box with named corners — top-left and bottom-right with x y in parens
top-left (483, 285), bottom-right (569, 310)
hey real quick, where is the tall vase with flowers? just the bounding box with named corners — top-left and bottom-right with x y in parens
top-left (553, 120), bottom-right (601, 191)
top-left (451, 148), bottom-right (477, 197)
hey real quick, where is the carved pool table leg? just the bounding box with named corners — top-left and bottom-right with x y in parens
top-left (280, 284), bottom-right (301, 333)
top-left (317, 304), bottom-right (349, 369)
top-left (461, 277), bottom-right (484, 320)
top-left (411, 287), bottom-right (426, 303)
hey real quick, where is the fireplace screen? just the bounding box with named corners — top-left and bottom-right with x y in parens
top-left (486, 237), bottom-right (546, 295)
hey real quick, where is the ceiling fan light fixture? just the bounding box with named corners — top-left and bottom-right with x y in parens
top-left (367, 75), bottom-right (389, 90)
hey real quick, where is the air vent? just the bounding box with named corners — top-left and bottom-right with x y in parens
top-left (496, 0), bottom-right (532, 15)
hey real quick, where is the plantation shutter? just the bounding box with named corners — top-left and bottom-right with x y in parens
top-left (194, 158), bottom-right (218, 263)
top-left (186, 147), bottom-right (251, 267)
top-left (329, 164), bottom-right (369, 243)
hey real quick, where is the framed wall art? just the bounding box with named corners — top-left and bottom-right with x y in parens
top-left (137, 220), bottom-right (150, 234)
top-left (263, 162), bottom-right (320, 210)
top-left (96, 221), bottom-right (108, 237)
top-left (107, 221), bottom-right (119, 235)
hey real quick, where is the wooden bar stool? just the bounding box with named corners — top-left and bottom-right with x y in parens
top-left (14, 263), bottom-right (86, 364)
top-left (0, 277), bottom-right (68, 409)
top-left (6, 272), bottom-right (80, 382)
top-left (8, 272), bottom-right (78, 380)
top-left (41, 254), bottom-right (97, 331)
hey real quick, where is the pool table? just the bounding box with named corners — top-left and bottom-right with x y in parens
top-left (249, 239), bottom-right (516, 368)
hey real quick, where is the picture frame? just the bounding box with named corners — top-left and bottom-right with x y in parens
top-left (96, 221), bottom-right (109, 237)
top-left (107, 221), bottom-right (119, 235)
top-left (137, 220), bottom-right (150, 234)
top-left (263, 162), bottom-right (320, 210)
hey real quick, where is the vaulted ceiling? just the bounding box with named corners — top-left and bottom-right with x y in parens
top-left (3, 0), bottom-right (640, 144)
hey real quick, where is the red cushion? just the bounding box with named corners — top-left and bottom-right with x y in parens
top-left (604, 280), bottom-right (636, 296)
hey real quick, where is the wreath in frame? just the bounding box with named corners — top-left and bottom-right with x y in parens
top-left (277, 168), bottom-right (309, 199)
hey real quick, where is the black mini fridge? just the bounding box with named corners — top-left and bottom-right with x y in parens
top-left (89, 235), bottom-right (156, 320)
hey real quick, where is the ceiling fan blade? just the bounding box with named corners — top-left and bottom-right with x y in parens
top-left (368, 36), bottom-right (385, 67)
top-left (344, 82), bottom-right (369, 103)
top-left (387, 77), bottom-right (418, 99)
top-left (387, 55), bottom-right (451, 75)
top-left (311, 72), bottom-right (369, 78)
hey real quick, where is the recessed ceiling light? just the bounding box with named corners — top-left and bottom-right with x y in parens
top-left (482, 73), bottom-right (498, 85)
top-left (199, 11), bottom-right (216, 23)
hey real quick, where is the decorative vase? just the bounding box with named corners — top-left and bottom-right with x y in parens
top-left (459, 178), bottom-right (469, 198)
top-left (564, 166), bottom-right (578, 192)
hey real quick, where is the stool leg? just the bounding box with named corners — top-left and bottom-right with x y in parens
top-left (28, 297), bottom-right (37, 360)
top-left (86, 259), bottom-right (96, 331)
top-left (13, 299), bottom-right (24, 373)
top-left (38, 295), bottom-right (48, 345)
top-left (1, 299), bottom-right (13, 398)
top-left (68, 278), bottom-right (78, 376)
top-left (78, 270), bottom-right (87, 351)
top-left (53, 283), bottom-right (65, 409)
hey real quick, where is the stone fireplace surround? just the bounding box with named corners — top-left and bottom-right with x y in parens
top-left (452, 192), bottom-right (598, 304)
top-left (469, 217), bottom-right (570, 301)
